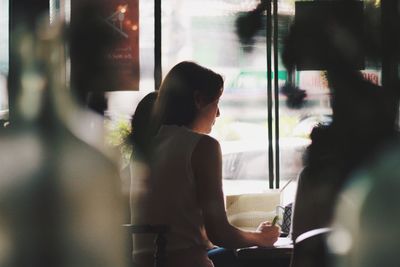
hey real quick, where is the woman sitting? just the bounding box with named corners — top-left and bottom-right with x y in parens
top-left (129, 61), bottom-right (280, 267)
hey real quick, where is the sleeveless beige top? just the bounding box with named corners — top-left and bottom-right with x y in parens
top-left (130, 125), bottom-right (214, 267)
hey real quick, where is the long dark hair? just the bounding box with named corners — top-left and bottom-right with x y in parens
top-left (128, 62), bottom-right (223, 160)
top-left (127, 91), bottom-right (158, 160)
top-left (153, 61), bottom-right (223, 127)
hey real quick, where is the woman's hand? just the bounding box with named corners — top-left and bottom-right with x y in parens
top-left (255, 221), bottom-right (280, 247)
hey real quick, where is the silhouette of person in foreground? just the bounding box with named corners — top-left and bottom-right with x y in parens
top-left (0, 4), bottom-right (127, 267)
top-left (129, 61), bottom-right (280, 267)
top-left (282, 9), bottom-right (398, 242)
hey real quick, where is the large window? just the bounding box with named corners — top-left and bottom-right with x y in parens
top-left (105, 0), bottom-right (383, 204)
top-left (105, 0), bottom-right (332, 200)
top-left (161, 0), bottom-right (304, 197)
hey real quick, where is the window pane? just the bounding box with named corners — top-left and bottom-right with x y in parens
top-left (162, 0), bottom-right (271, 195)
top-left (0, 0), bottom-right (9, 119)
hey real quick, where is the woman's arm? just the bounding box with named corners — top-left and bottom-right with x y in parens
top-left (191, 135), bottom-right (279, 248)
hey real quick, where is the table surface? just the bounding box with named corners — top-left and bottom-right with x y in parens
top-left (236, 237), bottom-right (293, 260)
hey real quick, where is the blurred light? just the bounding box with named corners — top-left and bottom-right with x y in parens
top-left (131, 25), bottom-right (138, 31)
top-left (118, 5), bottom-right (128, 14)
top-left (328, 228), bottom-right (353, 255)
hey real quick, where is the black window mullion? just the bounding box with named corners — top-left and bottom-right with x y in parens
top-left (273, 0), bottom-right (279, 189)
top-left (154, 0), bottom-right (162, 91)
top-left (266, 0), bottom-right (275, 189)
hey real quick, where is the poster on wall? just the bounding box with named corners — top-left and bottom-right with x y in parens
top-left (70, 0), bottom-right (140, 92)
top-left (104, 0), bottom-right (140, 90)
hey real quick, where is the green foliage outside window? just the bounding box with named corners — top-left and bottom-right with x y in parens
top-left (105, 118), bottom-right (132, 167)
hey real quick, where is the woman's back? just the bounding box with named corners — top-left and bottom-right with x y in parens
top-left (129, 61), bottom-right (280, 267)
top-left (130, 125), bottom-right (213, 266)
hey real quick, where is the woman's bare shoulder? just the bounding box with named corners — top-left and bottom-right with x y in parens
top-left (195, 134), bottom-right (221, 154)
top-left (191, 134), bottom-right (222, 171)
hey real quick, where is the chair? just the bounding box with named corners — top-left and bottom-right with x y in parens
top-left (290, 228), bottom-right (332, 267)
top-left (122, 224), bottom-right (170, 267)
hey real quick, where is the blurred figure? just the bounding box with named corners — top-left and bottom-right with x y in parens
top-left (330, 142), bottom-right (400, 267)
top-left (281, 5), bottom-right (399, 267)
top-left (291, 69), bottom-right (395, 241)
top-left (0, 6), bottom-right (126, 267)
top-left (283, 1), bottom-right (398, 243)
top-left (130, 61), bottom-right (280, 267)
